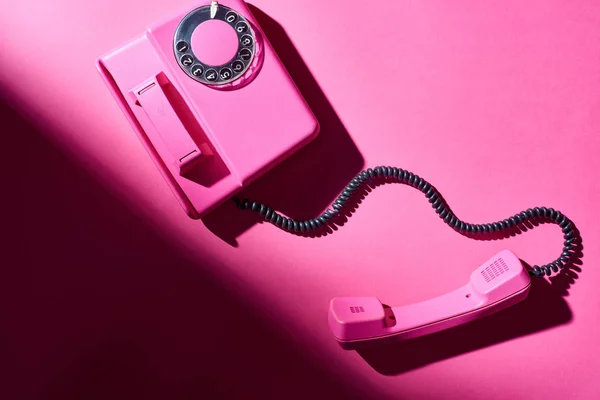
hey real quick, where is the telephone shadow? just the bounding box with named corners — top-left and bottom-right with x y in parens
top-left (202, 5), bottom-right (365, 245)
top-left (356, 261), bottom-right (581, 375)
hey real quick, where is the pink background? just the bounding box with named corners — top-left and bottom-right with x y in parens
top-left (2, 1), bottom-right (600, 399)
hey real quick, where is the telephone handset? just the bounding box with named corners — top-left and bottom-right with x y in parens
top-left (97, 0), bottom-right (319, 218)
top-left (328, 250), bottom-right (531, 349)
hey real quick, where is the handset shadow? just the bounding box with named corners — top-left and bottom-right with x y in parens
top-left (356, 268), bottom-right (578, 375)
top-left (202, 5), bottom-right (365, 245)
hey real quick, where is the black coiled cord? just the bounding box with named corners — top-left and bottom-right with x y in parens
top-left (234, 166), bottom-right (579, 278)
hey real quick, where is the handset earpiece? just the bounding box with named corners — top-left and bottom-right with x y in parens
top-left (328, 250), bottom-right (531, 349)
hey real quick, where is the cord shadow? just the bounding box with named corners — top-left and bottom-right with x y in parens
top-left (0, 101), bottom-right (373, 400)
top-left (202, 5), bottom-right (365, 245)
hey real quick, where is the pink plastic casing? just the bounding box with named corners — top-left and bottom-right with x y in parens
top-left (96, 0), bottom-right (319, 218)
top-left (329, 250), bottom-right (531, 349)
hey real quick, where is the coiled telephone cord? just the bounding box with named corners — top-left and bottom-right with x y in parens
top-left (234, 166), bottom-right (579, 277)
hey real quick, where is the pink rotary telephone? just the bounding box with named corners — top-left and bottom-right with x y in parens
top-left (98, 1), bottom-right (577, 350)
top-left (97, 0), bottom-right (318, 219)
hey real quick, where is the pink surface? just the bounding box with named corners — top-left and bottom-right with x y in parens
top-left (3, 1), bottom-right (600, 399)
top-left (191, 19), bottom-right (238, 65)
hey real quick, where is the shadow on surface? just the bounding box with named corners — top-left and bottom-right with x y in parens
top-left (202, 5), bottom-right (364, 246)
top-left (0, 101), bottom-right (372, 400)
top-left (357, 262), bottom-right (578, 375)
